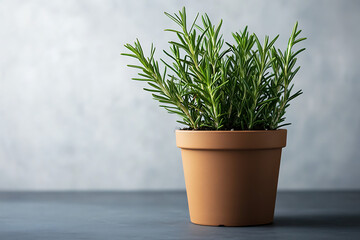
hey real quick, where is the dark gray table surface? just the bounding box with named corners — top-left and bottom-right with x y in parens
top-left (0, 191), bottom-right (359, 240)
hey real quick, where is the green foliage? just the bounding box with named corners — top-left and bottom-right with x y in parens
top-left (122, 7), bottom-right (306, 130)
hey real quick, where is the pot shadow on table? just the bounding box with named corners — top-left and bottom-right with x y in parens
top-left (273, 213), bottom-right (360, 229)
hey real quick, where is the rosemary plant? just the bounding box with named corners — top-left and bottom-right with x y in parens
top-left (122, 7), bottom-right (306, 130)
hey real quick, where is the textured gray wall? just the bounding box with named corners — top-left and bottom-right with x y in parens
top-left (0, 0), bottom-right (359, 190)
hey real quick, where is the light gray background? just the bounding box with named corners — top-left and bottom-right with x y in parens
top-left (0, 0), bottom-right (359, 190)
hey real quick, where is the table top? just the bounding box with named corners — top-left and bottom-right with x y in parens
top-left (0, 191), bottom-right (359, 240)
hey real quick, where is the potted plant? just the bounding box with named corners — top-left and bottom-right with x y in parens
top-left (122, 7), bottom-right (306, 226)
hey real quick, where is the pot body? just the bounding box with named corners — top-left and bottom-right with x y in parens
top-left (176, 130), bottom-right (287, 226)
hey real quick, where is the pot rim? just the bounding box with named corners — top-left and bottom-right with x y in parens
top-left (176, 129), bottom-right (286, 133)
top-left (176, 129), bottom-right (287, 150)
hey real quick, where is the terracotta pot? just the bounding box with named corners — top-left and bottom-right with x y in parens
top-left (176, 129), bottom-right (287, 226)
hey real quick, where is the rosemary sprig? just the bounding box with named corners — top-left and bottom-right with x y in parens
top-left (122, 7), bottom-right (306, 130)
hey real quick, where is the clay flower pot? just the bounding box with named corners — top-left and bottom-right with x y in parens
top-left (176, 129), bottom-right (287, 226)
